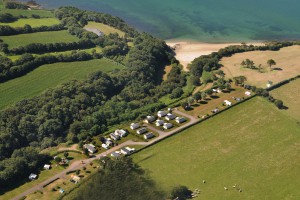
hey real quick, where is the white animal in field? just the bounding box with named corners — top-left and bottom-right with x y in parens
top-left (224, 187), bottom-right (228, 190)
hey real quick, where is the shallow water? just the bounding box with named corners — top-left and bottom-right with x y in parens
top-left (34, 0), bottom-right (300, 42)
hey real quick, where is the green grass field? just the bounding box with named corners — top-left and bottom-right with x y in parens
top-left (133, 97), bottom-right (300, 199)
top-left (1, 30), bottom-right (79, 48)
top-left (0, 59), bottom-right (124, 110)
top-left (0, 18), bottom-right (60, 27)
top-left (84, 22), bottom-right (125, 37)
top-left (271, 78), bottom-right (300, 121)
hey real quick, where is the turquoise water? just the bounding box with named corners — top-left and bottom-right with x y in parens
top-left (34, 0), bottom-right (300, 42)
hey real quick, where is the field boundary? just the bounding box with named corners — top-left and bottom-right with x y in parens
top-left (266, 75), bottom-right (300, 91)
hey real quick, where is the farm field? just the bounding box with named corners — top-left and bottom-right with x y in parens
top-left (84, 22), bottom-right (125, 37)
top-left (221, 45), bottom-right (300, 88)
top-left (1, 30), bottom-right (79, 48)
top-left (0, 59), bottom-right (123, 110)
top-left (133, 97), bottom-right (300, 199)
top-left (0, 18), bottom-right (60, 27)
top-left (271, 79), bottom-right (300, 121)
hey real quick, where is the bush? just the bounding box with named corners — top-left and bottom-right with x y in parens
top-left (274, 100), bottom-right (284, 109)
top-left (170, 185), bottom-right (192, 200)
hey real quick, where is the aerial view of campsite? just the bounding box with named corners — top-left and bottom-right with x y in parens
top-left (0, 0), bottom-right (299, 199)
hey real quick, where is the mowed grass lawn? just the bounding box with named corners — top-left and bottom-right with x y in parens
top-left (0, 18), bottom-right (60, 27)
top-left (1, 30), bottom-right (79, 48)
top-left (84, 22), bottom-right (125, 37)
top-left (221, 45), bottom-right (300, 88)
top-left (271, 79), bottom-right (300, 121)
top-left (0, 59), bottom-right (124, 110)
top-left (133, 97), bottom-right (300, 199)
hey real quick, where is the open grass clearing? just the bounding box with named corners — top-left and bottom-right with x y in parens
top-left (0, 5), bottom-right (54, 18)
top-left (133, 97), bottom-right (300, 199)
top-left (221, 45), bottom-right (300, 88)
top-left (0, 59), bottom-right (124, 110)
top-left (84, 22), bottom-right (125, 37)
top-left (0, 17), bottom-right (60, 27)
top-left (1, 30), bottom-right (79, 48)
top-left (271, 78), bottom-right (300, 121)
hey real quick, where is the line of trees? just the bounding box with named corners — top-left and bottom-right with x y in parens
top-left (7, 39), bottom-right (95, 55)
top-left (0, 24), bottom-right (66, 36)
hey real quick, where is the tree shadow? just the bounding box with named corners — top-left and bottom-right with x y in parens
top-left (192, 103), bottom-right (200, 107)
top-left (273, 67), bottom-right (282, 71)
top-left (200, 100), bottom-right (208, 104)
top-left (210, 95), bottom-right (219, 99)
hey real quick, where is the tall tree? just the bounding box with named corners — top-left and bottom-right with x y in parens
top-left (267, 59), bottom-right (276, 70)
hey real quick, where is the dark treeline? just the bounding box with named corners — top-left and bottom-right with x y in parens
top-left (0, 24), bottom-right (66, 36)
top-left (55, 6), bottom-right (138, 38)
top-left (189, 41), bottom-right (299, 83)
top-left (0, 13), bottom-right (17, 23)
top-left (8, 39), bottom-right (95, 55)
top-left (0, 51), bottom-right (101, 83)
top-left (4, 1), bottom-right (28, 9)
top-left (0, 33), bottom-right (184, 188)
top-left (75, 157), bottom-right (165, 200)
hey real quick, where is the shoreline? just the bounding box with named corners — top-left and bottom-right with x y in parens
top-left (165, 40), bottom-right (264, 71)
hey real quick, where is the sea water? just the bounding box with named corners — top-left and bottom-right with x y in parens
top-left (33, 0), bottom-right (300, 42)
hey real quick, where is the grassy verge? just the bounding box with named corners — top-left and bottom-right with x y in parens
top-left (0, 59), bottom-right (124, 110)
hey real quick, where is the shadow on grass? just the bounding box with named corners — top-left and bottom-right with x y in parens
top-left (136, 153), bottom-right (156, 164)
top-left (210, 95), bottom-right (219, 99)
top-left (199, 100), bottom-right (208, 104)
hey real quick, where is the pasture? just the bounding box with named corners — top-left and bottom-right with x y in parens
top-left (1, 30), bottom-right (79, 48)
top-left (0, 18), bottom-right (60, 27)
top-left (133, 97), bottom-right (300, 199)
top-left (221, 45), bottom-right (300, 88)
top-left (84, 22), bottom-right (125, 37)
top-left (271, 78), bottom-right (300, 121)
top-left (0, 59), bottom-right (123, 110)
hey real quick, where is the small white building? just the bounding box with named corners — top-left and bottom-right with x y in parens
top-left (175, 117), bottom-right (186, 124)
top-left (144, 132), bottom-right (155, 139)
top-left (144, 115), bottom-right (156, 123)
top-left (44, 164), bottom-right (51, 170)
top-left (245, 91), bottom-right (251, 96)
top-left (130, 123), bottom-right (140, 130)
top-left (163, 123), bottom-right (173, 130)
top-left (102, 143), bottom-right (110, 150)
top-left (114, 129), bottom-right (127, 137)
top-left (29, 173), bottom-right (37, 180)
top-left (136, 127), bottom-right (147, 135)
top-left (110, 132), bottom-right (120, 141)
top-left (165, 113), bottom-right (176, 121)
top-left (83, 144), bottom-right (97, 154)
top-left (224, 100), bottom-right (232, 106)
top-left (157, 110), bottom-right (168, 118)
top-left (120, 147), bottom-right (131, 155)
top-left (111, 151), bottom-right (121, 158)
top-left (155, 119), bottom-right (164, 126)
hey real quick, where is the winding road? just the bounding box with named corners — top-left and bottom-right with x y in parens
top-left (11, 110), bottom-right (199, 200)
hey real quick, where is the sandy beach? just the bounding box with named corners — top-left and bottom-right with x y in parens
top-left (166, 41), bottom-right (263, 71)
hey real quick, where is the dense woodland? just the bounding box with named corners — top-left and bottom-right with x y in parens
top-left (75, 157), bottom-right (165, 200)
top-left (0, 5), bottom-right (187, 187)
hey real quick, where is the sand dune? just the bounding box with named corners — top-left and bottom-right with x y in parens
top-left (166, 41), bottom-right (263, 71)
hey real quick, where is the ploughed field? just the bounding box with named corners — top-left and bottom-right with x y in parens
top-left (0, 59), bottom-right (123, 110)
top-left (133, 97), bottom-right (300, 199)
top-left (221, 45), bottom-right (300, 88)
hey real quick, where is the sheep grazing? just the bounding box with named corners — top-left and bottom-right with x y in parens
top-left (203, 180), bottom-right (206, 184)
top-left (239, 189), bottom-right (242, 192)
top-left (224, 187), bottom-right (228, 190)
